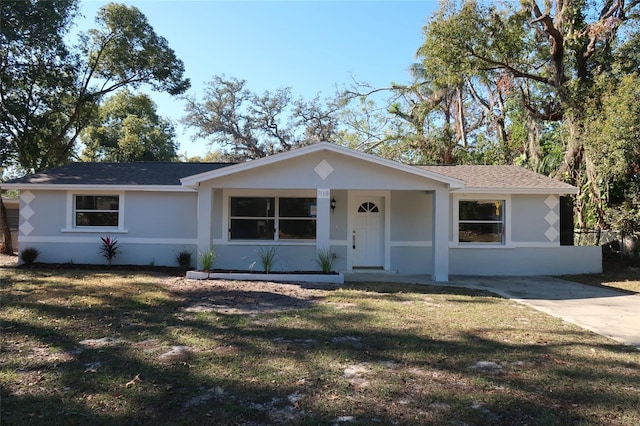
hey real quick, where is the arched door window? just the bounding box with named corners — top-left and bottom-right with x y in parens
top-left (357, 202), bottom-right (379, 213)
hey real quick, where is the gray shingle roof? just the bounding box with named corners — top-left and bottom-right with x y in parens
top-left (418, 165), bottom-right (576, 191)
top-left (6, 161), bottom-right (575, 192)
top-left (6, 162), bottom-right (234, 186)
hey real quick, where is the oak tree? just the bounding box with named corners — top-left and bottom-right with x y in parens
top-left (1, 1), bottom-right (189, 173)
top-left (183, 75), bottom-right (339, 161)
top-left (81, 89), bottom-right (178, 162)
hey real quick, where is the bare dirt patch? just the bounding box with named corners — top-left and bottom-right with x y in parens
top-left (0, 254), bottom-right (332, 314)
top-left (0, 253), bottom-right (18, 267)
top-left (162, 276), bottom-right (330, 314)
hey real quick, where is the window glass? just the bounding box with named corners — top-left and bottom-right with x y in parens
top-left (279, 219), bottom-right (316, 239)
top-left (76, 212), bottom-right (119, 227)
top-left (358, 202), bottom-right (379, 213)
top-left (230, 197), bottom-right (274, 217)
top-left (74, 195), bottom-right (119, 227)
top-left (280, 198), bottom-right (315, 217)
top-left (459, 201), bottom-right (502, 221)
top-left (230, 219), bottom-right (275, 240)
top-left (459, 223), bottom-right (503, 243)
top-left (458, 200), bottom-right (504, 244)
top-left (76, 195), bottom-right (119, 211)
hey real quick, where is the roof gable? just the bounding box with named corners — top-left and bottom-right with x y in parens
top-left (180, 142), bottom-right (466, 188)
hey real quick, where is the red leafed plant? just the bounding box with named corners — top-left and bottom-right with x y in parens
top-left (100, 236), bottom-right (119, 266)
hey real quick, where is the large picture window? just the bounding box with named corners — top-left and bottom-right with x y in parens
top-left (75, 195), bottom-right (120, 227)
top-left (458, 200), bottom-right (504, 244)
top-left (229, 196), bottom-right (316, 240)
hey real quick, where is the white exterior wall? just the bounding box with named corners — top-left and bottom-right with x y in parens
top-left (208, 151), bottom-right (446, 191)
top-left (213, 244), bottom-right (319, 272)
top-left (450, 246), bottom-right (602, 275)
top-left (511, 194), bottom-right (559, 244)
top-left (389, 191), bottom-right (433, 274)
top-left (449, 193), bottom-right (602, 275)
top-left (18, 189), bottom-right (199, 266)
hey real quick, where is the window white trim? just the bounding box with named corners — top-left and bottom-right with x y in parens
top-left (63, 191), bottom-right (126, 233)
top-left (452, 194), bottom-right (511, 247)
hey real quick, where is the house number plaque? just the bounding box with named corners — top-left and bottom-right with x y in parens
top-left (317, 189), bottom-right (330, 199)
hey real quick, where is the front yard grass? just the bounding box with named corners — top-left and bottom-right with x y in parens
top-left (564, 258), bottom-right (640, 294)
top-left (1, 269), bottom-right (639, 425)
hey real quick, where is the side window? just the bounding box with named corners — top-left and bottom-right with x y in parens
top-left (74, 195), bottom-right (120, 227)
top-left (458, 200), bottom-right (505, 244)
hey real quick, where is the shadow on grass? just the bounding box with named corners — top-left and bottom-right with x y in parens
top-left (344, 281), bottom-right (495, 297)
top-left (2, 269), bottom-right (639, 425)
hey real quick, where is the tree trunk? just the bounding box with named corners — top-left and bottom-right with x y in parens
top-left (1, 197), bottom-right (15, 255)
top-left (558, 120), bottom-right (586, 228)
top-left (455, 85), bottom-right (467, 149)
top-left (526, 113), bottom-right (541, 169)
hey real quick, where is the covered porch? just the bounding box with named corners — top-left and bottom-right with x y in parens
top-left (181, 144), bottom-right (462, 282)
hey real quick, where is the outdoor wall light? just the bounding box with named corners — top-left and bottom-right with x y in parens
top-left (330, 197), bottom-right (336, 212)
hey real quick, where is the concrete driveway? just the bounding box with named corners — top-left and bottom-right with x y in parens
top-left (344, 273), bottom-right (640, 350)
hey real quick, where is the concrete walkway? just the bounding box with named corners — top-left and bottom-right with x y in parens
top-left (344, 272), bottom-right (640, 350)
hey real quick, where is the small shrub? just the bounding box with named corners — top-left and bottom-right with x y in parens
top-left (198, 248), bottom-right (215, 271)
top-left (176, 250), bottom-right (192, 269)
top-left (19, 247), bottom-right (40, 266)
top-left (316, 248), bottom-right (336, 273)
top-left (258, 246), bottom-right (278, 273)
top-left (100, 236), bottom-right (119, 266)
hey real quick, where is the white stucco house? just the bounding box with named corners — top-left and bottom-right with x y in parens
top-left (3, 142), bottom-right (601, 281)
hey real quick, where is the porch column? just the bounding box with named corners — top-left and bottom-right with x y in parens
top-left (432, 186), bottom-right (449, 282)
top-left (196, 186), bottom-right (213, 269)
top-left (316, 188), bottom-right (331, 252)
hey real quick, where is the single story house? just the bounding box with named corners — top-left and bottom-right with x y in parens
top-left (3, 142), bottom-right (601, 281)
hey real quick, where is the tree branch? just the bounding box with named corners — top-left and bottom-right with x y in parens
top-left (529, 1), bottom-right (566, 88)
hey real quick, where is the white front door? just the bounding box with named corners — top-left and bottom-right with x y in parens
top-left (352, 196), bottom-right (384, 268)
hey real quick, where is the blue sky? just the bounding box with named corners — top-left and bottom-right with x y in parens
top-left (76, 1), bottom-right (440, 157)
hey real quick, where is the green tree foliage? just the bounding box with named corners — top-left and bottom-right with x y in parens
top-left (340, 0), bottom-right (638, 231)
top-left (1, 0), bottom-right (79, 173)
top-left (183, 75), bottom-right (339, 161)
top-left (178, 151), bottom-right (227, 163)
top-left (584, 74), bottom-right (640, 233)
top-left (337, 95), bottom-right (416, 162)
top-left (1, 0), bottom-right (80, 254)
top-left (81, 90), bottom-right (177, 162)
top-left (413, 0), bottom-right (639, 229)
top-left (1, 1), bottom-right (189, 174)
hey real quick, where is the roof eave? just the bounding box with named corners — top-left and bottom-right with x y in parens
top-left (1, 183), bottom-right (196, 192)
top-left (451, 187), bottom-right (579, 195)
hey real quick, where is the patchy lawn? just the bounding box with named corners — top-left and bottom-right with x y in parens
top-left (564, 258), bottom-right (640, 294)
top-left (1, 267), bottom-right (639, 425)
